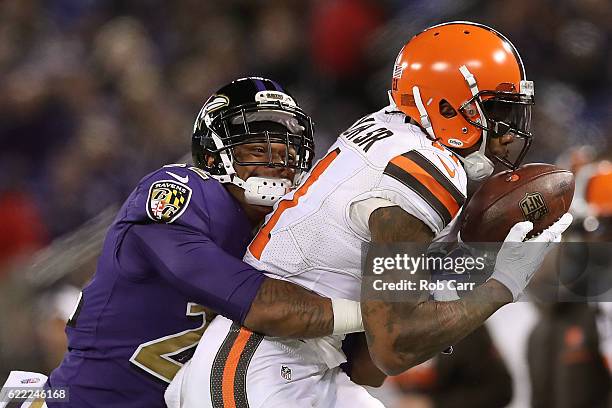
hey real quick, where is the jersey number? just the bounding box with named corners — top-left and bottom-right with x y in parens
top-left (130, 303), bottom-right (209, 383)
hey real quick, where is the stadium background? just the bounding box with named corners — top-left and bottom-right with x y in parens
top-left (0, 0), bottom-right (610, 406)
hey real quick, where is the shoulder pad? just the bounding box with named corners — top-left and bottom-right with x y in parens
top-left (121, 166), bottom-right (218, 229)
top-left (141, 165), bottom-right (203, 223)
top-left (382, 148), bottom-right (466, 229)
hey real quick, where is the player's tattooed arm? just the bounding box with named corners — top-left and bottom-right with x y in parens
top-left (243, 278), bottom-right (333, 338)
top-left (361, 206), bottom-right (512, 375)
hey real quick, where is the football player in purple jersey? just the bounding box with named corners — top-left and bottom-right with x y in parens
top-left (46, 77), bottom-right (363, 407)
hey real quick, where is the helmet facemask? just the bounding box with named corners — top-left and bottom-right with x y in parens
top-left (194, 98), bottom-right (315, 206)
top-left (211, 105), bottom-right (314, 174)
top-left (459, 81), bottom-right (534, 170)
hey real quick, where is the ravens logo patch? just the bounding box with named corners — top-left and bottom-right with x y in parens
top-left (146, 180), bottom-right (192, 223)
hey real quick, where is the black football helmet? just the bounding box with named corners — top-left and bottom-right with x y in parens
top-left (192, 77), bottom-right (315, 205)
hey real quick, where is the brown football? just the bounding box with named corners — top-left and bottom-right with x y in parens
top-left (460, 163), bottom-right (575, 242)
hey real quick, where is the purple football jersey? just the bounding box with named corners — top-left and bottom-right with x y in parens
top-left (47, 165), bottom-right (265, 407)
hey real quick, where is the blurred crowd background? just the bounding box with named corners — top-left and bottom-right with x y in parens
top-left (0, 0), bottom-right (611, 407)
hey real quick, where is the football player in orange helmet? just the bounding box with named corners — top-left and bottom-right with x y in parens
top-left (526, 160), bottom-right (612, 407)
top-left (359, 21), bottom-right (570, 378)
top-left (571, 160), bottom-right (612, 237)
top-left (575, 162), bottom-right (612, 384)
top-left (390, 21), bottom-right (534, 181)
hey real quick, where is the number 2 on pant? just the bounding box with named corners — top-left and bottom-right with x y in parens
top-left (130, 303), bottom-right (209, 383)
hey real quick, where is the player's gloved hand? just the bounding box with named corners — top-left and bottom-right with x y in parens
top-left (489, 213), bottom-right (573, 301)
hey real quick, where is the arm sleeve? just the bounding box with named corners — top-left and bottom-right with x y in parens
top-left (128, 222), bottom-right (265, 324)
top-left (348, 197), bottom-right (397, 238)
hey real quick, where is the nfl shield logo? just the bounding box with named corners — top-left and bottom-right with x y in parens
top-left (519, 192), bottom-right (549, 222)
top-left (280, 365), bottom-right (292, 381)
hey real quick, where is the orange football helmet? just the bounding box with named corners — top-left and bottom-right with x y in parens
top-left (586, 170), bottom-right (612, 217)
top-left (391, 22), bottom-right (534, 180)
top-left (571, 160), bottom-right (612, 233)
top-left (576, 161), bottom-right (612, 215)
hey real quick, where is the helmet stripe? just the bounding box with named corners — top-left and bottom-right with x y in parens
top-left (261, 79), bottom-right (279, 91)
top-left (269, 79), bottom-right (284, 92)
top-left (253, 78), bottom-right (266, 91)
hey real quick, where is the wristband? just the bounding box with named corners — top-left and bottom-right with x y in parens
top-left (332, 298), bottom-right (364, 335)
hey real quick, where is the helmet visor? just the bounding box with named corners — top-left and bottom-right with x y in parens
top-left (481, 94), bottom-right (533, 138)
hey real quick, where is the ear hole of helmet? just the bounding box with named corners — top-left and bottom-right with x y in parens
top-left (439, 99), bottom-right (457, 118)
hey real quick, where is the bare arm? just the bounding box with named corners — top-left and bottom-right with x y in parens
top-left (243, 277), bottom-right (334, 338)
top-left (361, 206), bottom-right (512, 375)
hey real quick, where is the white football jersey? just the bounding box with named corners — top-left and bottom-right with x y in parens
top-left (244, 106), bottom-right (468, 301)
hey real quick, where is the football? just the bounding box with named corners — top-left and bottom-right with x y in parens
top-left (460, 163), bottom-right (575, 242)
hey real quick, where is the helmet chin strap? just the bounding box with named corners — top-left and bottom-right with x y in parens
top-left (456, 140), bottom-right (495, 181)
top-left (412, 86), bottom-right (436, 139)
top-left (412, 81), bottom-right (494, 181)
top-left (209, 131), bottom-right (292, 206)
top-left (457, 65), bottom-right (495, 181)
